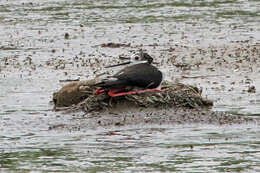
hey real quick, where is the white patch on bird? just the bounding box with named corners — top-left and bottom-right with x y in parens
top-left (104, 77), bottom-right (117, 81)
top-left (116, 71), bottom-right (124, 76)
top-left (129, 54), bottom-right (147, 65)
top-left (159, 68), bottom-right (166, 81)
top-left (155, 68), bottom-right (165, 90)
top-left (130, 60), bottom-right (147, 65)
top-left (156, 85), bottom-right (162, 90)
top-left (109, 77), bottom-right (117, 81)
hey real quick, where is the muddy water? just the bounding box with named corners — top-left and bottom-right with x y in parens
top-left (1, 0), bottom-right (260, 172)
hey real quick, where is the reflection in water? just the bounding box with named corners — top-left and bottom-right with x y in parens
top-left (0, 0), bottom-right (260, 172)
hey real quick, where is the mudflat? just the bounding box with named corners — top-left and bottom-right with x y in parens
top-left (1, 0), bottom-right (260, 172)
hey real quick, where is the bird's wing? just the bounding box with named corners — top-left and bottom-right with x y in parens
top-left (113, 63), bottom-right (162, 88)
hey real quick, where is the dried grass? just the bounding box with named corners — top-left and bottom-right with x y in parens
top-left (53, 80), bottom-right (213, 113)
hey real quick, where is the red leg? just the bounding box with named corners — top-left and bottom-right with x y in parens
top-left (95, 88), bottom-right (105, 95)
top-left (96, 88), bottom-right (125, 95)
top-left (108, 88), bottom-right (163, 97)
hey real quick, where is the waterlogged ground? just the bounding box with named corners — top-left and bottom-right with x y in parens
top-left (1, 0), bottom-right (260, 172)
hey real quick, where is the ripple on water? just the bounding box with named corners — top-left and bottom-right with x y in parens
top-left (1, 125), bottom-right (259, 172)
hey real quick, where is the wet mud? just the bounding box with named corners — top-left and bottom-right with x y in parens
top-left (49, 106), bottom-right (257, 131)
top-left (45, 40), bottom-right (260, 130)
top-left (1, 0), bottom-right (260, 172)
top-left (50, 77), bottom-right (259, 131)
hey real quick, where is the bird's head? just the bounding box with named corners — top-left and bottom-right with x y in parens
top-left (105, 50), bottom-right (154, 68)
top-left (130, 50), bottom-right (153, 64)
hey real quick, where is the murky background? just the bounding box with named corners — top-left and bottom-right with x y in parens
top-left (0, 0), bottom-right (260, 172)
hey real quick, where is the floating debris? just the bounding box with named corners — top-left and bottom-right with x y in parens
top-left (100, 43), bottom-right (131, 48)
top-left (247, 86), bottom-right (256, 93)
top-left (64, 32), bottom-right (69, 39)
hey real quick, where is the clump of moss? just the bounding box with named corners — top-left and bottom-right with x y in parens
top-left (124, 81), bottom-right (212, 108)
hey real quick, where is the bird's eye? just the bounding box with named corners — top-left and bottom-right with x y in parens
top-left (135, 56), bottom-right (139, 60)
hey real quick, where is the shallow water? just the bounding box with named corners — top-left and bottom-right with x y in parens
top-left (1, 0), bottom-right (260, 172)
top-left (1, 124), bottom-right (260, 172)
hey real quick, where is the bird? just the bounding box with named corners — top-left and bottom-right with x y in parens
top-left (95, 51), bottom-right (163, 95)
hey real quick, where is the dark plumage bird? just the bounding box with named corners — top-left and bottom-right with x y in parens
top-left (95, 51), bottom-right (163, 90)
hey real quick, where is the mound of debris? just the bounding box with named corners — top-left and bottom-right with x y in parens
top-left (53, 79), bottom-right (213, 113)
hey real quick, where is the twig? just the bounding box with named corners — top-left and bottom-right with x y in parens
top-left (59, 78), bottom-right (80, 82)
top-left (182, 75), bottom-right (221, 79)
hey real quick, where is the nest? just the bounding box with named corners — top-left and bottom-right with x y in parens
top-left (53, 80), bottom-right (213, 113)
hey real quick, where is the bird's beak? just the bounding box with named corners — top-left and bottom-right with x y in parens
top-left (105, 61), bottom-right (131, 68)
